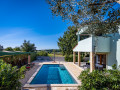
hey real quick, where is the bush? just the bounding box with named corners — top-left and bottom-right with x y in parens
top-left (30, 52), bottom-right (37, 62)
top-left (65, 54), bottom-right (84, 62)
top-left (14, 47), bottom-right (21, 51)
top-left (5, 47), bottom-right (13, 51)
top-left (78, 65), bottom-right (120, 90)
top-left (65, 55), bottom-right (77, 62)
top-left (0, 60), bottom-right (26, 90)
top-left (3, 54), bottom-right (28, 67)
top-left (37, 51), bottom-right (48, 56)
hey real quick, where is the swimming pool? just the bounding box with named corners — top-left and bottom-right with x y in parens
top-left (30, 64), bottom-right (77, 84)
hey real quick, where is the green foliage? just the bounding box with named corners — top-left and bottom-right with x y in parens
top-left (3, 54), bottom-right (28, 67)
top-left (0, 60), bottom-right (26, 90)
top-left (14, 47), bottom-right (21, 51)
top-left (5, 47), bottom-right (13, 51)
top-left (30, 52), bottom-right (37, 62)
top-left (0, 51), bottom-right (37, 66)
top-left (21, 40), bottom-right (36, 52)
top-left (58, 26), bottom-right (77, 56)
top-left (112, 64), bottom-right (117, 70)
top-left (65, 54), bottom-right (85, 62)
top-left (37, 51), bottom-right (48, 56)
top-left (38, 49), bottom-right (61, 54)
top-left (65, 55), bottom-right (77, 62)
top-left (47, 0), bottom-right (120, 35)
top-left (78, 65), bottom-right (120, 90)
top-left (0, 51), bottom-right (32, 56)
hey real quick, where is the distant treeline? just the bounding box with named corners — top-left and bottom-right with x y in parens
top-left (37, 49), bottom-right (61, 53)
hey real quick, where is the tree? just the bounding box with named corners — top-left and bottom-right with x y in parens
top-left (47, 0), bottom-right (120, 35)
top-left (58, 26), bottom-right (77, 56)
top-left (14, 47), bottom-right (21, 51)
top-left (0, 60), bottom-right (26, 90)
top-left (5, 47), bottom-right (13, 51)
top-left (21, 40), bottom-right (36, 52)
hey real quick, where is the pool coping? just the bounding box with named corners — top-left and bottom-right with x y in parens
top-left (23, 63), bottom-right (81, 89)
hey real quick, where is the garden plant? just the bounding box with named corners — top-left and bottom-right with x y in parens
top-left (78, 64), bottom-right (120, 90)
top-left (0, 60), bottom-right (26, 90)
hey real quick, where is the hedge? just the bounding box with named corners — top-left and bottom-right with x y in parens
top-left (65, 53), bottom-right (85, 62)
top-left (37, 51), bottom-right (48, 56)
top-left (0, 52), bottom-right (37, 67)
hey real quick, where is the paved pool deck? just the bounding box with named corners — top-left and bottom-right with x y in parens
top-left (21, 57), bottom-right (84, 90)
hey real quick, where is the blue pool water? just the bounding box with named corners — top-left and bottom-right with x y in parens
top-left (30, 64), bottom-right (77, 84)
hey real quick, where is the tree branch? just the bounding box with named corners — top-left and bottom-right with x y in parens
top-left (89, 0), bottom-right (120, 6)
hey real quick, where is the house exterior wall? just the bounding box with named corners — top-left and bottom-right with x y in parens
top-left (74, 26), bottom-right (120, 69)
top-left (73, 37), bottom-right (93, 52)
top-left (93, 36), bottom-right (110, 53)
top-left (73, 36), bottom-right (110, 53)
top-left (107, 29), bottom-right (120, 69)
top-left (117, 39), bottom-right (120, 68)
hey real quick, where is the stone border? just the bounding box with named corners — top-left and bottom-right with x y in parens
top-left (64, 64), bottom-right (81, 84)
top-left (23, 63), bottom-right (81, 89)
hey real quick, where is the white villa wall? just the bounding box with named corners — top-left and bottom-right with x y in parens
top-left (117, 28), bottom-right (120, 68)
top-left (73, 36), bottom-right (111, 53)
top-left (73, 37), bottom-right (93, 52)
top-left (117, 39), bottom-right (120, 68)
top-left (107, 31), bottom-right (120, 69)
top-left (93, 37), bottom-right (110, 53)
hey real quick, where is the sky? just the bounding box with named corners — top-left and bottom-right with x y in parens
top-left (0, 0), bottom-right (71, 50)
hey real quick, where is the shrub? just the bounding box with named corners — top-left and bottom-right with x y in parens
top-left (5, 47), bottom-right (13, 51)
top-left (65, 54), bottom-right (84, 62)
top-left (37, 51), bottom-right (48, 56)
top-left (78, 65), bottom-right (120, 90)
top-left (3, 54), bottom-right (28, 67)
top-left (65, 55), bottom-right (77, 62)
top-left (14, 47), bottom-right (21, 51)
top-left (30, 52), bottom-right (37, 62)
top-left (0, 60), bottom-right (26, 90)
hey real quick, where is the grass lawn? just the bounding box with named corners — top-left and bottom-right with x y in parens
top-left (48, 53), bottom-right (64, 57)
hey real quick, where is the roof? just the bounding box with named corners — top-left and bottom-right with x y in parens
top-left (76, 26), bottom-right (88, 35)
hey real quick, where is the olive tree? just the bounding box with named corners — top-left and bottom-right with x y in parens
top-left (47, 0), bottom-right (120, 35)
